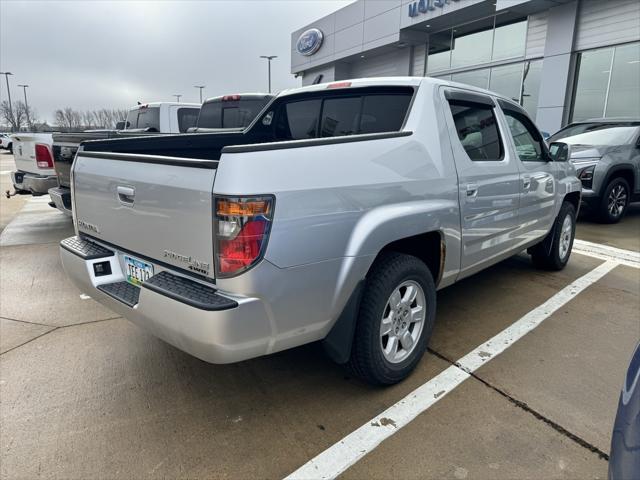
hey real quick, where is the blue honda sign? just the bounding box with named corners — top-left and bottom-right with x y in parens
top-left (296, 28), bottom-right (324, 56)
top-left (408, 0), bottom-right (460, 18)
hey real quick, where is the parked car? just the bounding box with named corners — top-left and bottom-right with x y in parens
top-left (6, 133), bottom-right (57, 198)
top-left (609, 343), bottom-right (640, 480)
top-left (0, 133), bottom-right (13, 152)
top-left (189, 93), bottom-right (273, 132)
top-left (548, 117), bottom-right (640, 144)
top-left (49, 101), bottom-right (200, 215)
top-left (562, 126), bottom-right (640, 223)
top-left (59, 77), bottom-right (581, 385)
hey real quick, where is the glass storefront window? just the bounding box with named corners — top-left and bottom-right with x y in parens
top-left (451, 69), bottom-right (489, 89)
top-left (450, 19), bottom-right (493, 69)
top-left (521, 60), bottom-right (543, 119)
top-left (606, 43), bottom-right (640, 118)
top-left (572, 48), bottom-right (614, 121)
top-left (426, 30), bottom-right (453, 74)
top-left (489, 63), bottom-right (523, 103)
top-left (492, 21), bottom-right (527, 61)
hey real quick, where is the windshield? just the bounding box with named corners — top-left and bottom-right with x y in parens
top-left (125, 107), bottom-right (161, 131)
top-left (197, 98), bottom-right (269, 129)
top-left (562, 126), bottom-right (638, 146)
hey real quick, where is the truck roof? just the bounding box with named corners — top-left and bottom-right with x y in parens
top-left (278, 76), bottom-right (518, 105)
top-left (128, 102), bottom-right (200, 110)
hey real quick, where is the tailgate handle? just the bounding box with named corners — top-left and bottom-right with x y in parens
top-left (117, 186), bottom-right (135, 205)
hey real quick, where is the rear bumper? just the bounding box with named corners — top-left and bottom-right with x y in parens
top-left (11, 170), bottom-right (58, 196)
top-left (59, 236), bottom-right (273, 364)
top-left (48, 186), bottom-right (73, 216)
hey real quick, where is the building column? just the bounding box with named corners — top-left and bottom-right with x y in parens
top-left (535, 0), bottom-right (578, 133)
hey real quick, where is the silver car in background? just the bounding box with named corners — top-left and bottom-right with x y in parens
top-left (561, 126), bottom-right (640, 222)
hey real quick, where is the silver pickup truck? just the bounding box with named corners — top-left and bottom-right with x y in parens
top-left (60, 78), bottom-right (581, 385)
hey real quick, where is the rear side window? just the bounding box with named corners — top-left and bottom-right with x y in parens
top-left (177, 108), bottom-right (200, 132)
top-left (448, 101), bottom-right (503, 161)
top-left (270, 88), bottom-right (413, 141)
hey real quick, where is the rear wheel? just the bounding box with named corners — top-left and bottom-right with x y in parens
top-left (598, 178), bottom-right (629, 223)
top-left (7, 143), bottom-right (12, 154)
top-left (530, 201), bottom-right (576, 271)
top-left (348, 252), bottom-right (436, 386)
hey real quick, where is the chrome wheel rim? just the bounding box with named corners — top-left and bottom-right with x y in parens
top-left (380, 280), bottom-right (426, 364)
top-left (608, 184), bottom-right (627, 218)
top-left (559, 214), bottom-right (573, 261)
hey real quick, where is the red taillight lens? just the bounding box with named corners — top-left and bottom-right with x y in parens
top-left (35, 144), bottom-right (54, 169)
top-left (222, 94), bottom-right (241, 101)
top-left (215, 196), bottom-right (274, 277)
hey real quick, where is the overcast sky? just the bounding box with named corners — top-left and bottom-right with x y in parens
top-left (0, 0), bottom-right (350, 123)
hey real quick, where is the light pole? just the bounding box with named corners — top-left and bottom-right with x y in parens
top-left (194, 85), bottom-right (205, 103)
top-left (173, 94), bottom-right (182, 103)
top-left (17, 84), bottom-right (30, 129)
top-left (0, 72), bottom-right (14, 131)
top-left (259, 55), bottom-right (277, 93)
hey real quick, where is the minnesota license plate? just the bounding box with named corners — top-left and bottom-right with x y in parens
top-left (124, 256), bottom-right (154, 286)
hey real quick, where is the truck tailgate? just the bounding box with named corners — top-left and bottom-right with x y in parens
top-left (73, 152), bottom-right (217, 279)
top-left (12, 133), bottom-right (55, 175)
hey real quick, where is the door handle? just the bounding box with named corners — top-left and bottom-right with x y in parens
top-left (117, 185), bottom-right (135, 206)
top-left (465, 183), bottom-right (478, 202)
top-left (522, 175), bottom-right (531, 190)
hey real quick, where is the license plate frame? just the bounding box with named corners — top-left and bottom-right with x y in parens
top-left (124, 255), bottom-right (154, 286)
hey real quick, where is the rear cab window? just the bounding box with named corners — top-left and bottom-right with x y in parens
top-left (197, 95), bottom-right (272, 129)
top-left (126, 106), bottom-right (160, 131)
top-left (258, 86), bottom-right (414, 142)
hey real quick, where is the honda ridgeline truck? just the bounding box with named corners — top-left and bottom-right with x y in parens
top-left (60, 78), bottom-right (581, 385)
top-left (49, 102), bottom-right (200, 214)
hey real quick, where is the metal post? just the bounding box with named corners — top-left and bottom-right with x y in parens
top-left (173, 94), bottom-right (182, 103)
top-left (18, 84), bottom-right (30, 129)
top-left (194, 85), bottom-right (205, 103)
top-left (260, 56), bottom-right (277, 93)
top-left (0, 72), bottom-right (14, 131)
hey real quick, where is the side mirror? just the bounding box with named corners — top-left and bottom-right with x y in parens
top-left (115, 121), bottom-right (125, 130)
top-left (549, 142), bottom-right (571, 162)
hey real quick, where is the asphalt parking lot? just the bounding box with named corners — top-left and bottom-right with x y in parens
top-left (1, 150), bottom-right (639, 479)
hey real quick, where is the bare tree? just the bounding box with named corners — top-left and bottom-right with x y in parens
top-left (0, 100), bottom-right (16, 130)
top-left (82, 111), bottom-right (95, 129)
top-left (1, 100), bottom-right (40, 131)
top-left (54, 107), bottom-right (82, 131)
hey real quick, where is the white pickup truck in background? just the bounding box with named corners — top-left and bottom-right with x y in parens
top-left (122, 102), bottom-right (200, 132)
top-left (6, 132), bottom-right (57, 198)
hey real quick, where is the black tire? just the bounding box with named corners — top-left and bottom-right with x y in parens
top-left (597, 177), bottom-right (630, 224)
top-left (7, 143), bottom-right (12, 154)
top-left (347, 252), bottom-right (436, 386)
top-left (529, 201), bottom-right (576, 271)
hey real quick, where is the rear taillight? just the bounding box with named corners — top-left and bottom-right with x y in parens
top-left (222, 94), bottom-right (241, 101)
top-left (214, 195), bottom-right (274, 277)
top-left (35, 144), bottom-right (54, 169)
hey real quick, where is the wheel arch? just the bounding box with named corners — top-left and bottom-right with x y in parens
top-left (602, 164), bottom-right (635, 196)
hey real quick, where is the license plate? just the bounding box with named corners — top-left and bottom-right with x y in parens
top-left (124, 256), bottom-right (154, 286)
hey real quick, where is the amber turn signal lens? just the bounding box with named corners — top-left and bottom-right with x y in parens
top-left (216, 200), bottom-right (271, 217)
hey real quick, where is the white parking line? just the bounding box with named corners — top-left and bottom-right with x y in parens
top-left (0, 170), bottom-right (11, 175)
top-left (573, 239), bottom-right (640, 269)
top-left (285, 260), bottom-right (619, 480)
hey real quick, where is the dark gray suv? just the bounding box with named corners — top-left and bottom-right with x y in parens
top-left (559, 125), bottom-right (640, 223)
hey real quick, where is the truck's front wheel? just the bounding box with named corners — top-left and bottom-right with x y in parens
top-left (529, 201), bottom-right (576, 271)
top-left (348, 252), bottom-right (436, 386)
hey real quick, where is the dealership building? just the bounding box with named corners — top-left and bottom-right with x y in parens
top-left (291, 0), bottom-right (640, 133)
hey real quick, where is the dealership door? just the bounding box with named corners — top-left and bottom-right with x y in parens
top-left (442, 89), bottom-right (522, 277)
